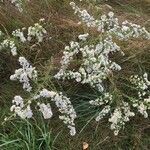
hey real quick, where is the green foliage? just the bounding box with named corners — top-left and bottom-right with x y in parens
top-left (0, 119), bottom-right (55, 150)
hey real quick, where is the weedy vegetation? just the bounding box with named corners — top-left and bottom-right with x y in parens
top-left (0, 0), bottom-right (150, 150)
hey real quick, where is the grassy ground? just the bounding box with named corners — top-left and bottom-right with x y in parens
top-left (0, 0), bottom-right (150, 149)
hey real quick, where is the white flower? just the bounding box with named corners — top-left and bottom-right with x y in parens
top-left (96, 105), bottom-right (110, 121)
top-left (130, 73), bottom-right (150, 98)
top-left (70, 2), bottom-right (75, 7)
top-left (108, 12), bottom-right (114, 18)
top-left (12, 29), bottom-right (26, 42)
top-left (38, 103), bottom-right (53, 119)
top-left (138, 103), bottom-right (148, 118)
top-left (27, 23), bottom-right (47, 42)
top-left (101, 15), bottom-right (107, 21)
top-left (12, 96), bottom-right (24, 107)
top-left (39, 89), bottom-right (56, 98)
top-left (1, 39), bottom-right (17, 56)
top-left (78, 33), bottom-right (89, 41)
top-left (10, 96), bottom-right (33, 119)
top-left (109, 102), bottom-right (134, 135)
top-left (39, 18), bottom-right (45, 22)
top-left (122, 25), bottom-right (129, 32)
top-left (68, 125), bottom-right (76, 136)
top-left (70, 2), bottom-right (150, 39)
top-left (10, 57), bottom-right (37, 92)
top-left (90, 93), bottom-right (112, 106)
top-left (34, 89), bottom-right (77, 136)
top-left (55, 36), bottom-right (123, 93)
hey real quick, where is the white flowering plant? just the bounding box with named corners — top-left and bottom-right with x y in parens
top-left (0, 19), bottom-right (48, 57)
top-left (54, 2), bottom-right (150, 135)
top-left (0, 1), bottom-right (150, 145)
top-left (2, 25), bottom-right (77, 136)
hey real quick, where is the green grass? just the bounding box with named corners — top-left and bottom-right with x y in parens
top-left (0, 119), bottom-right (55, 150)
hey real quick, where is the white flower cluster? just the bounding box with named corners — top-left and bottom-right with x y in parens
top-left (89, 93), bottom-right (112, 107)
top-left (37, 103), bottom-right (53, 119)
top-left (12, 21), bottom-right (47, 43)
top-left (0, 39), bottom-right (17, 56)
top-left (8, 46), bottom-right (75, 136)
top-left (10, 95), bottom-right (33, 119)
top-left (10, 57), bottom-right (37, 92)
top-left (130, 73), bottom-right (150, 118)
top-left (4, 1), bottom-right (149, 137)
top-left (130, 73), bottom-right (150, 98)
top-left (34, 89), bottom-right (77, 136)
top-left (75, 6), bottom-right (118, 32)
top-left (27, 23), bottom-right (47, 42)
top-left (109, 20), bottom-right (150, 40)
top-left (90, 94), bottom-right (135, 135)
top-left (0, 20), bottom-right (47, 56)
top-left (70, 2), bottom-right (150, 39)
top-left (55, 35), bottom-right (123, 92)
top-left (55, 2), bottom-right (150, 136)
top-left (70, 2), bottom-right (98, 28)
top-left (95, 105), bottom-right (110, 121)
top-left (109, 102), bottom-right (135, 136)
top-left (10, 89), bottom-right (76, 136)
top-left (78, 33), bottom-right (89, 41)
top-left (12, 28), bottom-right (26, 43)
